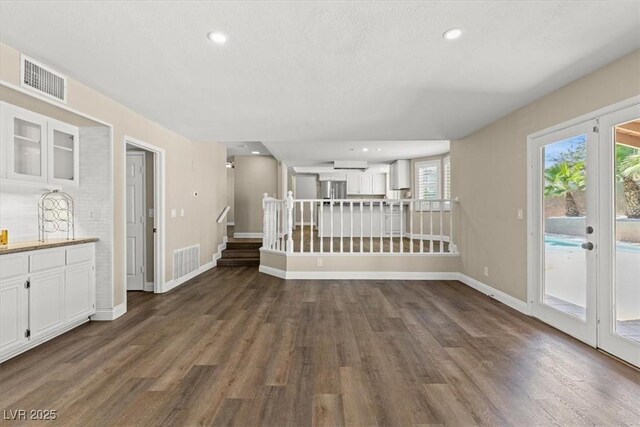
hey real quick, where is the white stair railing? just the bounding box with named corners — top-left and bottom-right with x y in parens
top-left (262, 194), bottom-right (459, 255)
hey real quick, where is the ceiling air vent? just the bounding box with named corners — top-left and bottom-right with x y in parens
top-left (20, 54), bottom-right (67, 103)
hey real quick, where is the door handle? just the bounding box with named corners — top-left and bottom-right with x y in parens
top-left (581, 242), bottom-right (594, 250)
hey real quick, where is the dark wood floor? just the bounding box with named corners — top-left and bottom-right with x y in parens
top-left (1, 267), bottom-right (639, 426)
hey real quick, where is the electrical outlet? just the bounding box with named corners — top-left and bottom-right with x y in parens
top-left (517, 208), bottom-right (524, 220)
top-left (483, 266), bottom-right (489, 277)
top-left (317, 258), bottom-right (323, 267)
top-left (148, 208), bottom-right (154, 218)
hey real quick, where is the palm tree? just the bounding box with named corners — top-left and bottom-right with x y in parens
top-left (619, 149), bottom-right (640, 218)
top-left (544, 161), bottom-right (585, 217)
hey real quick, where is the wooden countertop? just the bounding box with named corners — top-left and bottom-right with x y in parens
top-left (0, 238), bottom-right (99, 255)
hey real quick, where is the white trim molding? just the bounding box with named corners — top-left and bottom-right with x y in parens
top-left (91, 302), bottom-right (127, 321)
top-left (234, 232), bottom-right (263, 238)
top-left (457, 274), bottom-right (530, 315)
top-left (259, 266), bottom-right (459, 281)
top-left (213, 236), bottom-right (228, 266)
top-left (162, 261), bottom-right (215, 293)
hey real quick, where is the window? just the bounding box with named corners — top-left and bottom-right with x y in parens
top-left (443, 156), bottom-right (451, 199)
top-left (415, 160), bottom-right (440, 210)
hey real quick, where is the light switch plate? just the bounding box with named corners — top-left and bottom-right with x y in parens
top-left (180, 208), bottom-right (185, 217)
top-left (171, 208), bottom-right (177, 218)
top-left (148, 208), bottom-right (154, 218)
top-left (517, 208), bottom-right (524, 220)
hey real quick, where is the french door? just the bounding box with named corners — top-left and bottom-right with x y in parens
top-left (530, 102), bottom-right (640, 367)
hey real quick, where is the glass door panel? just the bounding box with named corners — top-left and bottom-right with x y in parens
top-left (52, 129), bottom-right (75, 180)
top-left (531, 120), bottom-right (598, 346)
top-left (543, 134), bottom-right (588, 320)
top-left (13, 117), bottom-right (43, 178)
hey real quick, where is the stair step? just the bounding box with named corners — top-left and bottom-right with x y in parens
top-left (226, 241), bottom-right (262, 250)
top-left (217, 257), bottom-right (260, 267)
top-left (222, 249), bottom-right (259, 258)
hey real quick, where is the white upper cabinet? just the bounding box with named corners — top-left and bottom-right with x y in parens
top-left (1, 102), bottom-right (79, 188)
top-left (3, 106), bottom-right (48, 183)
top-left (390, 160), bottom-right (410, 190)
top-left (347, 173), bottom-right (386, 195)
top-left (48, 119), bottom-right (79, 186)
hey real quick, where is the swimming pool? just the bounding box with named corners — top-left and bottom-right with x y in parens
top-left (545, 234), bottom-right (640, 254)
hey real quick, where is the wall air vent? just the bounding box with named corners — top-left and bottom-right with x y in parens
top-left (173, 244), bottom-right (200, 281)
top-left (20, 54), bottom-right (67, 103)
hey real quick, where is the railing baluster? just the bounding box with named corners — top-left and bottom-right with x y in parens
top-left (360, 201), bottom-right (363, 253)
top-left (340, 201), bottom-right (344, 253)
top-left (448, 199), bottom-right (454, 253)
top-left (409, 200), bottom-right (414, 253)
top-left (379, 201), bottom-right (383, 253)
top-left (300, 201), bottom-right (304, 253)
top-left (330, 202), bottom-right (334, 253)
top-left (286, 191), bottom-right (294, 253)
top-left (390, 201), bottom-right (394, 254)
top-left (399, 201), bottom-right (403, 254)
top-left (320, 202), bottom-right (324, 253)
top-left (440, 200), bottom-right (444, 254)
top-left (369, 202), bottom-right (373, 253)
top-left (349, 202), bottom-right (354, 253)
top-left (275, 202), bottom-right (280, 251)
top-left (420, 201), bottom-right (424, 253)
top-left (262, 194), bottom-right (268, 249)
top-left (429, 201), bottom-right (434, 253)
top-left (310, 201), bottom-right (314, 253)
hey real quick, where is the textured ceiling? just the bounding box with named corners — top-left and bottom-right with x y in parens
top-left (1, 1), bottom-right (639, 148)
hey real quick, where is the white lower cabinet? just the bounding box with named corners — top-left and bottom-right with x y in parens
top-left (29, 269), bottom-right (65, 340)
top-left (0, 243), bottom-right (96, 362)
top-left (65, 263), bottom-right (96, 323)
top-left (0, 277), bottom-right (29, 357)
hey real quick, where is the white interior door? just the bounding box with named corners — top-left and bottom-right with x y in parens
top-left (597, 104), bottom-right (640, 367)
top-left (126, 152), bottom-right (145, 291)
top-left (530, 120), bottom-right (598, 346)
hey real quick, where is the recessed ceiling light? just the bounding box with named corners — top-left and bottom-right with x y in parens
top-left (376, 148), bottom-right (382, 152)
top-left (362, 148), bottom-right (369, 152)
top-left (443, 28), bottom-right (463, 40)
top-left (349, 148), bottom-right (355, 151)
top-left (251, 151), bottom-right (260, 155)
top-left (207, 31), bottom-right (227, 44)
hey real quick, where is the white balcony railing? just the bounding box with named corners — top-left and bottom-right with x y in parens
top-left (262, 192), bottom-right (458, 255)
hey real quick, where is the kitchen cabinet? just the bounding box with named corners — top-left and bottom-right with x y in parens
top-left (390, 160), bottom-right (410, 190)
top-left (346, 173), bottom-right (386, 195)
top-left (1, 102), bottom-right (79, 188)
top-left (0, 243), bottom-right (96, 362)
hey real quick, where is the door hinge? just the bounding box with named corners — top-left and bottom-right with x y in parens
top-left (24, 279), bottom-right (30, 289)
top-left (140, 265), bottom-right (145, 273)
top-left (139, 166), bottom-right (144, 174)
top-left (25, 329), bottom-right (30, 338)
top-left (593, 125), bottom-right (599, 133)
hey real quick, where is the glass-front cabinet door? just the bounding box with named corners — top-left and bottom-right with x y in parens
top-left (4, 106), bottom-right (48, 182)
top-left (48, 119), bottom-right (79, 186)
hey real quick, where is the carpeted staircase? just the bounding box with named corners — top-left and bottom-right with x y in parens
top-left (217, 239), bottom-right (261, 267)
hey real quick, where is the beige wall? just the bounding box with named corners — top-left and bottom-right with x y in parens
top-left (227, 166), bottom-right (235, 224)
top-left (261, 251), bottom-right (461, 273)
top-left (234, 156), bottom-right (278, 234)
top-left (0, 42), bottom-right (227, 308)
top-left (452, 49), bottom-right (640, 302)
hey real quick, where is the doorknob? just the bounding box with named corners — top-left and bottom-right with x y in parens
top-left (581, 242), bottom-right (594, 250)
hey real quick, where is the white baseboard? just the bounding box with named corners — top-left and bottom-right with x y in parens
top-left (234, 232), bottom-right (263, 238)
top-left (213, 236), bottom-right (228, 266)
top-left (227, 221), bottom-right (234, 226)
top-left (259, 266), bottom-right (458, 281)
top-left (144, 282), bottom-right (154, 292)
top-left (457, 273), bottom-right (530, 314)
top-left (91, 302), bottom-right (127, 321)
top-left (163, 260), bottom-right (215, 293)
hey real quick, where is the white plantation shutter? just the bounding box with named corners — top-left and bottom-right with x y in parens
top-left (415, 160), bottom-right (440, 210)
top-left (443, 156), bottom-right (451, 199)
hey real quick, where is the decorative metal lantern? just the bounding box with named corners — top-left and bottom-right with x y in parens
top-left (38, 190), bottom-right (75, 241)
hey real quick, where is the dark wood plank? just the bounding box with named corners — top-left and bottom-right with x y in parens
top-left (0, 268), bottom-right (639, 426)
